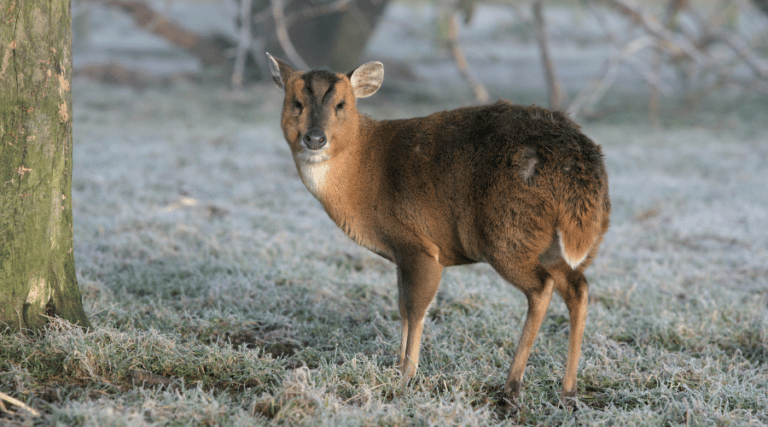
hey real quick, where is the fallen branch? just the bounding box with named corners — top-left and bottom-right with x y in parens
top-left (106, 0), bottom-right (228, 67)
top-left (75, 62), bottom-right (157, 86)
top-left (0, 391), bottom-right (41, 418)
top-left (74, 62), bottom-right (191, 87)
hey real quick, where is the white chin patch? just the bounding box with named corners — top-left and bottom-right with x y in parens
top-left (297, 150), bottom-right (331, 198)
top-left (298, 149), bottom-right (330, 164)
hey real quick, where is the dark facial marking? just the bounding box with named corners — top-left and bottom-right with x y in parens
top-left (301, 70), bottom-right (341, 129)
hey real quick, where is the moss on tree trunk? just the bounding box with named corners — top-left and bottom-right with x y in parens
top-left (0, 0), bottom-right (91, 332)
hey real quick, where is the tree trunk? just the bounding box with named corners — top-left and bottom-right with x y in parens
top-left (0, 0), bottom-right (91, 332)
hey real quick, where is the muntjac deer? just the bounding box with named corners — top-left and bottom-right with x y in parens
top-left (266, 53), bottom-right (610, 400)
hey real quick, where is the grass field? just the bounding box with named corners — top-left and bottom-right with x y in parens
top-left (1, 79), bottom-right (767, 426)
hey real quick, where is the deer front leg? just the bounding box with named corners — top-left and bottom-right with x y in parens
top-left (398, 294), bottom-right (409, 372)
top-left (396, 250), bottom-right (443, 380)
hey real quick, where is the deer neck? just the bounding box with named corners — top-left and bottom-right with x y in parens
top-left (295, 114), bottom-right (373, 207)
top-left (294, 114), bottom-right (387, 255)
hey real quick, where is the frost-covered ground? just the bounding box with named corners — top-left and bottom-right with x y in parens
top-left (49, 73), bottom-right (768, 425)
top-left (1, 61), bottom-right (766, 427)
top-left (34, 77), bottom-right (766, 425)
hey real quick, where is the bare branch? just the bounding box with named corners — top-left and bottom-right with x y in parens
top-left (683, 2), bottom-right (768, 80)
top-left (532, 0), bottom-right (568, 110)
top-left (270, 0), bottom-right (309, 70)
top-left (603, 0), bottom-right (708, 65)
top-left (568, 36), bottom-right (657, 118)
top-left (709, 31), bottom-right (768, 80)
top-left (448, 11), bottom-right (489, 104)
top-left (623, 55), bottom-right (673, 95)
top-left (704, 0), bottom-right (738, 33)
top-left (232, 0), bottom-right (254, 89)
top-left (586, 0), bottom-right (622, 44)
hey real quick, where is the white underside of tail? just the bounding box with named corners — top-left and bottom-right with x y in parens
top-left (557, 229), bottom-right (590, 270)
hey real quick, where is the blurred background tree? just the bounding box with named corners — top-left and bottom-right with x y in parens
top-left (70, 0), bottom-right (768, 119)
top-left (242, 0), bottom-right (391, 71)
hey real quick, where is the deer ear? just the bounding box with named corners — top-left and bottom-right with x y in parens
top-left (266, 52), bottom-right (294, 91)
top-left (347, 61), bottom-right (384, 98)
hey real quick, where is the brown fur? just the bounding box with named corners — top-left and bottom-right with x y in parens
top-left (267, 53), bottom-right (610, 401)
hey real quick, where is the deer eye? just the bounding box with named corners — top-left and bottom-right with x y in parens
top-left (293, 99), bottom-right (303, 112)
top-left (336, 101), bottom-right (345, 110)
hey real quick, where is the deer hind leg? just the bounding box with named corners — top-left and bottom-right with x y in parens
top-left (398, 295), bottom-right (409, 375)
top-left (396, 250), bottom-right (443, 380)
top-left (556, 266), bottom-right (589, 400)
top-left (491, 262), bottom-right (556, 399)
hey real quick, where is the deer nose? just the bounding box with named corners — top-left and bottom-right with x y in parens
top-left (302, 130), bottom-right (327, 150)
